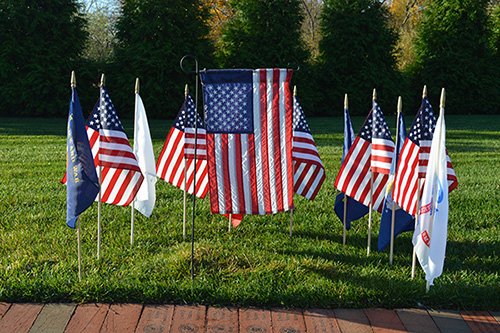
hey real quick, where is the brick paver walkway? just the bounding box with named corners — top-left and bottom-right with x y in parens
top-left (0, 302), bottom-right (499, 332)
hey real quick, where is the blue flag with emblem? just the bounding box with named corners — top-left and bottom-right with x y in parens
top-left (66, 87), bottom-right (100, 228)
top-left (334, 107), bottom-right (369, 230)
top-left (378, 111), bottom-right (415, 252)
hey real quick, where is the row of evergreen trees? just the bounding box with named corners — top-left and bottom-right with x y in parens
top-left (1, 0), bottom-right (499, 118)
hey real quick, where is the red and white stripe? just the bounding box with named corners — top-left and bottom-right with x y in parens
top-left (156, 126), bottom-right (208, 198)
top-left (393, 138), bottom-right (458, 217)
top-left (371, 138), bottom-right (395, 175)
top-left (87, 127), bottom-right (144, 206)
top-left (334, 136), bottom-right (389, 213)
top-left (292, 130), bottom-right (325, 200)
top-left (207, 69), bottom-right (294, 215)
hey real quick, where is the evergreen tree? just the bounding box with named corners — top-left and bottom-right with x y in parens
top-left (0, 0), bottom-right (87, 116)
top-left (317, 0), bottom-right (401, 116)
top-left (411, 0), bottom-right (499, 114)
top-left (112, 0), bottom-right (214, 119)
top-left (218, 0), bottom-right (309, 68)
top-left (217, 0), bottom-right (315, 114)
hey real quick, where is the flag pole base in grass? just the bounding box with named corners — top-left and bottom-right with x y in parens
top-left (77, 217), bottom-right (82, 282)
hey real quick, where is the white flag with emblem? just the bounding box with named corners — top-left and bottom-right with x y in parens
top-left (413, 105), bottom-right (449, 286)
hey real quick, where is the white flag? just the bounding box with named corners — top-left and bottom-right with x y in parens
top-left (413, 106), bottom-right (449, 286)
top-left (133, 93), bottom-right (157, 217)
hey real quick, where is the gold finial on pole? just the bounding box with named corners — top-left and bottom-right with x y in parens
top-left (135, 78), bottom-right (140, 94)
top-left (344, 94), bottom-right (348, 109)
top-left (71, 71), bottom-right (76, 88)
top-left (440, 88), bottom-right (446, 109)
top-left (422, 85), bottom-right (427, 98)
top-left (185, 84), bottom-right (189, 97)
top-left (100, 73), bottom-right (105, 87)
top-left (293, 85), bottom-right (297, 97)
top-left (373, 88), bottom-right (377, 101)
top-left (397, 96), bottom-right (402, 113)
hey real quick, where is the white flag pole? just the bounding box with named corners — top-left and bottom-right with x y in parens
top-left (183, 84), bottom-right (188, 241)
top-left (130, 78), bottom-right (140, 246)
top-left (412, 178), bottom-right (422, 278)
top-left (97, 73), bottom-right (105, 260)
top-left (71, 71), bottom-right (83, 281)
top-left (343, 94), bottom-right (348, 246)
top-left (367, 89), bottom-right (377, 256)
top-left (367, 174), bottom-right (374, 256)
top-left (289, 86), bottom-right (297, 237)
top-left (228, 213), bottom-right (232, 232)
top-left (412, 85), bottom-right (427, 279)
top-left (77, 216), bottom-right (82, 282)
top-left (389, 96), bottom-right (402, 265)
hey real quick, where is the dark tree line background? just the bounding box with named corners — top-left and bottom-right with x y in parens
top-left (1, 0), bottom-right (500, 119)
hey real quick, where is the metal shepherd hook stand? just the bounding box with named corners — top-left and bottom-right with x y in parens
top-left (180, 55), bottom-right (199, 285)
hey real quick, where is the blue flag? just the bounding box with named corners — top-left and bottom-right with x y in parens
top-left (66, 87), bottom-right (100, 228)
top-left (334, 107), bottom-right (369, 230)
top-left (378, 111), bottom-right (415, 252)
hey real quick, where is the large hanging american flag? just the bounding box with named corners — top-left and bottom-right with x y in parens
top-left (156, 94), bottom-right (208, 198)
top-left (392, 97), bottom-right (458, 217)
top-left (201, 69), bottom-right (294, 215)
top-left (292, 96), bottom-right (325, 200)
top-left (86, 86), bottom-right (144, 206)
top-left (334, 100), bottom-right (394, 213)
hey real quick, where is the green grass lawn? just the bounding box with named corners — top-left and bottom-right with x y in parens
top-left (0, 114), bottom-right (499, 310)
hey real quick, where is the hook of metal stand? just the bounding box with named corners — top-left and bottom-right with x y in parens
top-left (287, 63), bottom-right (300, 72)
top-left (180, 54), bottom-right (199, 74)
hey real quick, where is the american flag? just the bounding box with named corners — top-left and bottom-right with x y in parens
top-left (201, 68), bottom-right (294, 215)
top-left (392, 97), bottom-right (458, 217)
top-left (292, 96), bottom-right (325, 200)
top-left (156, 95), bottom-right (208, 198)
top-left (334, 100), bottom-right (394, 213)
top-left (86, 86), bottom-right (144, 206)
top-left (334, 106), bottom-right (369, 230)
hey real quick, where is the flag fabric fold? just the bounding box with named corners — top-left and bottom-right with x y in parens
top-left (223, 214), bottom-right (244, 228)
top-left (292, 96), bottom-right (325, 200)
top-left (334, 100), bottom-right (394, 213)
top-left (65, 87), bottom-right (100, 228)
top-left (87, 86), bottom-right (144, 206)
top-left (378, 111), bottom-right (415, 252)
top-left (334, 106), bottom-right (368, 229)
top-left (156, 94), bottom-right (209, 198)
top-left (201, 69), bottom-right (294, 215)
top-left (393, 97), bottom-right (458, 217)
top-left (133, 93), bottom-right (156, 217)
top-left (413, 107), bottom-right (450, 286)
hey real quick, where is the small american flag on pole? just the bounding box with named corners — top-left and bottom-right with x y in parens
top-left (335, 100), bottom-right (394, 213)
top-left (292, 96), bottom-right (325, 200)
top-left (392, 96), bottom-right (458, 217)
top-left (87, 86), bottom-right (144, 206)
top-left (201, 69), bottom-right (294, 215)
top-left (156, 95), bottom-right (208, 198)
